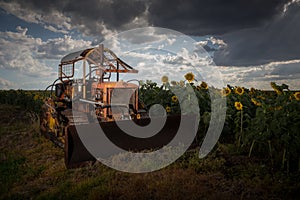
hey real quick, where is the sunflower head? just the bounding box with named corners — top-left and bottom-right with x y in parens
top-left (179, 80), bottom-right (185, 87)
top-left (250, 87), bottom-right (256, 95)
top-left (270, 82), bottom-right (282, 95)
top-left (184, 72), bottom-right (195, 83)
top-left (234, 102), bottom-right (243, 110)
top-left (274, 106), bottom-right (282, 111)
top-left (257, 95), bottom-right (266, 100)
top-left (171, 95), bottom-right (178, 103)
top-left (136, 114), bottom-right (141, 119)
top-left (270, 82), bottom-right (277, 90)
top-left (251, 98), bottom-right (261, 106)
top-left (234, 86), bottom-right (244, 95)
top-left (294, 92), bottom-right (300, 101)
top-left (34, 94), bottom-right (39, 101)
top-left (222, 87), bottom-right (231, 96)
top-left (275, 89), bottom-right (282, 95)
top-left (200, 81), bottom-right (208, 90)
top-left (161, 75), bottom-right (169, 83)
top-left (170, 81), bottom-right (178, 86)
top-left (166, 106), bottom-right (171, 113)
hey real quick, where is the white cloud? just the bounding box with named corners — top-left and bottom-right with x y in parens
top-left (0, 26), bottom-right (49, 75)
top-left (208, 36), bottom-right (227, 48)
top-left (283, 0), bottom-right (300, 14)
top-left (0, 1), bottom-right (41, 23)
top-left (100, 23), bottom-right (120, 53)
top-left (0, 77), bottom-right (15, 89)
top-left (121, 4), bottom-right (150, 30)
top-left (43, 25), bottom-right (69, 34)
top-left (195, 41), bottom-right (208, 47)
top-left (37, 35), bottom-right (92, 59)
top-left (218, 59), bottom-right (300, 90)
top-left (0, 26), bottom-right (93, 85)
top-left (0, 1), bottom-right (72, 33)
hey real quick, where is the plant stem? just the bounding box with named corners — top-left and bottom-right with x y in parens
top-left (282, 148), bottom-right (286, 170)
top-left (240, 110), bottom-right (243, 134)
top-left (268, 140), bottom-right (273, 166)
top-left (238, 110), bottom-right (243, 148)
top-left (248, 140), bottom-right (255, 157)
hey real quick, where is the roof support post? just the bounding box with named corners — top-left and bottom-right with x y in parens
top-left (83, 59), bottom-right (86, 99)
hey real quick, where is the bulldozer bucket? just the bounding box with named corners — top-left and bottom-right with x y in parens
top-left (65, 115), bottom-right (198, 168)
top-left (65, 125), bottom-right (96, 168)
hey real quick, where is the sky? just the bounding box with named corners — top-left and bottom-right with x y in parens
top-left (0, 0), bottom-right (299, 90)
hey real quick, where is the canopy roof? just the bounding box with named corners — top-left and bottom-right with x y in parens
top-left (59, 45), bottom-right (138, 75)
top-left (60, 48), bottom-right (93, 64)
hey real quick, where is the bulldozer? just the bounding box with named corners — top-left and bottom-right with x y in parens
top-left (40, 44), bottom-right (198, 168)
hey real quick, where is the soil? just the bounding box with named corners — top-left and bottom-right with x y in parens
top-left (0, 104), bottom-right (299, 200)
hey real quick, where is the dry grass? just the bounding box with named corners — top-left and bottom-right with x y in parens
top-left (0, 104), bottom-right (299, 200)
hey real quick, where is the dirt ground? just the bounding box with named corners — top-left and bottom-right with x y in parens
top-left (0, 104), bottom-right (299, 200)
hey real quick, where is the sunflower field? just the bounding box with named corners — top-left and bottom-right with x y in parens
top-left (0, 75), bottom-right (299, 172)
top-left (139, 74), bottom-right (300, 172)
top-left (0, 90), bottom-right (48, 114)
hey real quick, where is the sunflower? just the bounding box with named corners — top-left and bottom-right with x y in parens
top-left (257, 95), bottom-right (266, 100)
top-left (294, 92), bottom-right (300, 101)
top-left (136, 114), bottom-right (141, 119)
top-left (234, 87), bottom-right (244, 95)
top-left (166, 106), bottom-right (171, 113)
top-left (270, 82), bottom-right (282, 95)
top-left (275, 89), bottom-right (282, 95)
top-left (270, 82), bottom-right (277, 90)
top-left (171, 95), bottom-right (178, 103)
top-left (34, 94), bottom-right (39, 101)
top-left (161, 75), bottom-right (169, 83)
top-left (251, 98), bottom-right (261, 106)
top-left (221, 87), bottom-right (231, 96)
top-left (234, 102), bottom-right (243, 110)
top-left (249, 87), bottom-right (256, 95)
top-left (184, 72), bottom-right (195, 83)
top-left (170, 81), bottom-right (178, 86)
top-left (200, 81), bottom-right (208, 90)
top-left (179, 80), bottom-right (185, 87)
top-left (274, 106), bottom-right (282, 111)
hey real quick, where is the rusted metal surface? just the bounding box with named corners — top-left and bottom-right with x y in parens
top-left (65, 125), bottom-right (96, 168)
top-left (64, 115), bottom-right (198, 168)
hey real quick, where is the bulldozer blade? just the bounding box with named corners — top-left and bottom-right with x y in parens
top-left (65, 115), bottom-right (198, 168)
top-left (65, 125), bottom-right (97, 168)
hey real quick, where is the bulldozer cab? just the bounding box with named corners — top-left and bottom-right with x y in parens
top-left (56, 44), bottom-right (139, 121)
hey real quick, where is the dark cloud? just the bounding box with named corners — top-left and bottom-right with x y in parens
top-left (269, 63), bottom-right (300, 77)
top-left (63, 0), bottom-right (147, 34)
top-left (148, 0), bottom-right (290, 35)
top-left (214, 3), bottom-right (300, 66)
top-left (1, 0), bottom-right (299, 66)
top-left (14, 0), bottom-right (63, 11)
top-left (0, 0), bottom-right (147, 35)
top-left (1, 0), bottom-right (292, 36)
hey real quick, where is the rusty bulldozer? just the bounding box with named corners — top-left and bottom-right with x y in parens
top-left (40, 44), bottom-right (198, 168)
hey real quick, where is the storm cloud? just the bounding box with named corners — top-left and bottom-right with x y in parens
top-left (214, 2), bottom-right (300, 66)
top-left (0, 0), bottom-right (291, 36)
top-left (0, 0), bottom-right (299, 89)
top-left (1, 0), bottom-right (297, 67)
top-left (148, 0), bottom-right (290, 35)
